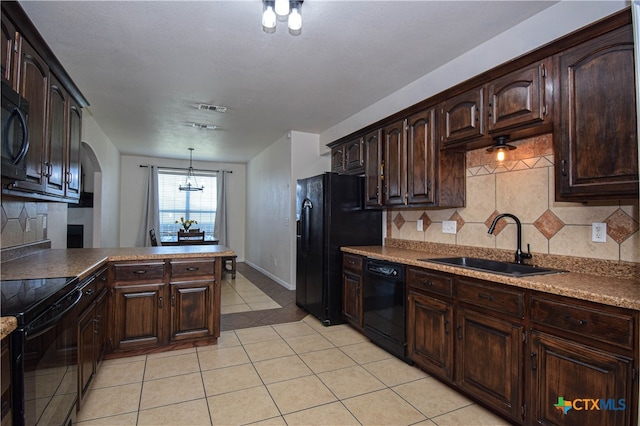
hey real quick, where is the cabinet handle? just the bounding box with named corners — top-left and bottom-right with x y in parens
top-left (444, 318), bottom-right (450, 335)
top-left (456, 324), bottom-right (462, 340)
top-left (171, 294), bottom-right (176, 307)
top-left (43, 162), bottom-right (51, 178)
top-left (85, 288), bottom-right (94, 295)
top-left (563, 314), bottom-right (587, 326)
top-left (478, 292), bottom-right (494, 302)
top-left (66, 171), bottom-right (72, 184)
top-left (530, 351), bottom-right (537, 371)
top-left (159, 296), bottom-right (163, 308)
top-left (561, 159), bottom-right (568, 177)
top-left (488, 102), bottom-right (492, 118)
top-left (186, 267), bottom-right (199, 271)
top-left (423, 280), bottom-right (434, 287)
top-left (133, 270), bottom-right (148, 275)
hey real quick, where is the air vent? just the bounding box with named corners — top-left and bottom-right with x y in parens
top-left (198, 104), bottom-right (228, 113)
top-left (190, 122), bottom-right (218, 130)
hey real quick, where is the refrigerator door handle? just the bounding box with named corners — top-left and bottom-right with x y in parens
top-left (302, 198), bottom-right (312, 252)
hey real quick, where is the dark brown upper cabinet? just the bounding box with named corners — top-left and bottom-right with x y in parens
top-left (330, 137), bottom-right (364, 175)
top-left (555, 24), bottom-right (638, 200)
top-left (487, 60), bottom-right (551, 134)
top-left (440, 87), bottom-right (485, 147)
top-left (364, 129), bottom-right (383, 207)
top-left (406, 108), bottom-right (437, 205)
top-left (1, 14), bottom-right (15, 87)
top-left (330, 145), bottom-right (343, 173)
top-left (382, 120), bottom-right (406, 206)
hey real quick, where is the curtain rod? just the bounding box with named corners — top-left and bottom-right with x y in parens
top-left (139, 165), bottom-right (232, 173)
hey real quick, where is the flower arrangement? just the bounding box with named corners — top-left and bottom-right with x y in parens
top-left (175, 217), bottom-right (197, 231)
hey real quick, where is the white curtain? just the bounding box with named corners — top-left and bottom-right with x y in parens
top-left (136, 165), bottom-right (160, 247)
top-left (214, 171), bottom-right (228, 247)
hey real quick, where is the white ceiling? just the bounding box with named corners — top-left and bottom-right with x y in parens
top-left (19, 1), bottom-right (558, 164)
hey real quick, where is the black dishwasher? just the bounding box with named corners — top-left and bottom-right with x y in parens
top-left (363, 259), bottom-right (408, 362)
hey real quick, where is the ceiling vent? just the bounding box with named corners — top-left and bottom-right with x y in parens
top-left (198, 104), bottom-right (228, 113)
top-left (190, 122), bottom-right (218, 130)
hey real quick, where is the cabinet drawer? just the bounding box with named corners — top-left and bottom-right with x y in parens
top-left (407, 267), bottom-right (453, 298)
top-left (113, 262), bottom-right (165, 282)
top-left (343, 254), bottom-right (363, 273)
top-left (456, 278), bottom-right (523, 317)
top-left (77, 278), bottom-right (97, 314)
top-left (170, 259), bottom-right (215, 279)
top-left (531, 296), bottom-right (635, 350)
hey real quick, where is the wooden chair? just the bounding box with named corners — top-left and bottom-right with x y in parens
top-left (149, 228), bottom-right (160, 246)
top-left (222, 255), bottom-right (237, 279)
top-left (177, 231), bottom-right (205, 244)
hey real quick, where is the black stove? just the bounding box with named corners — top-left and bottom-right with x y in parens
top-left (1, 276), bottom-right (79, 325)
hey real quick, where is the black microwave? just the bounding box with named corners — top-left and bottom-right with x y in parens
top-left (1, 80), bottom-right (29, 181)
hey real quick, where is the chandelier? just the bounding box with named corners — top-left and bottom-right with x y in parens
top-left (262, 0), bottom-right (303, 35)
top-left (179, 148), bottom-right (204, 191)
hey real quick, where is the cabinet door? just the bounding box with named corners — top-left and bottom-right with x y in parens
top-left (331, 146), bottom-right (344, 173)
top-left (407, 292), bottom-right (453, 381)
top-left (15, 36), bottom-right (49, 190)
top-left (455, 307), bottom-right (523, 422)
top-left (441, 87), bottom-right (484, 146)
top-left (342, 270), bottom-right (362, 329)
top-left (77, 303), bottom-right (96, 405)
top-left (112, 283), bottom-right (165, 350)
top-left (170, 280), bottom-right (215, 341)
top-left (557, 25), bottom-right (638, 200)
top-left (406, 108), bottom-right (436, 205)
top-left (344, 138), bottom-right (364, 174)
top-left (364, 129), bottom-right (383, 207)
top-left (1, 15), bottom-right (15, 87)
top-left (529, 331), bottom-right (634, 426)
top-left (94, 288), bottom-right (108, 365)
top-left (65, 99), bottom-right (82, 200)
top-left (487, 61), bottom-right (548, 133)
top-left (383, 120), bottom-right (406, 206)
top-left (44, 74), bottom-right (67, 196)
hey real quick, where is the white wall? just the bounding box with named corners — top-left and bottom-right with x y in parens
top-left (118, 155), bottom-right (246, 257)
top-left (319, 1), bottom-right (629, 149)
top-left (245, 135), bottom-right (293, 288)
top-left (82, 113), bottom-right (121, 248)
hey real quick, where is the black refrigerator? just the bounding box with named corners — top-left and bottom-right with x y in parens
top-left (296, 172), bottom-right (382, 325)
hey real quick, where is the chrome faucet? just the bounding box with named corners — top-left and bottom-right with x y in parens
top-left (487, 213), bottom-right (532, 264)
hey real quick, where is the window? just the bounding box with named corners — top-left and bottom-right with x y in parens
top-left (158, 170), bottom-right (217, 239)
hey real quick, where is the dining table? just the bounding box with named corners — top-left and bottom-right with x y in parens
top-left (160, 235), bottom-right (219, 246)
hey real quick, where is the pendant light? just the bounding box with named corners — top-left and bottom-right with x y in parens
top-left (179, 148), bottom-right (204, 191)
top-left (486, 135), bottom-right (516, 162)
top-left (262, 0), bottom-right (303, 35)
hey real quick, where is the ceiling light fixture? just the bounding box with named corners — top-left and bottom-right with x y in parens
top-left (262, 0), bottom-right (303, 35)
top-left (190, 122), bottom-right (217, 130)
top-left (197, 104), bottom-right (228, 113)
top-left (179, 148), bottom-right (204, 192)
top-left (486, 135), bottom-right (516, 162)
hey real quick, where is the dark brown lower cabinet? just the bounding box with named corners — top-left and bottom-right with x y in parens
top-left (112, 283), bottom-right (165, 351)
top-left (407, 292), bottom-right (453, 381)
top-left (342, 270), bottom-right (363, 330)
top-left (170, 280), bottom-right (216, 342)
top-left (528, 331), bottom-right (633, 426)
top-left (455, 307), bottom-right (523, 422)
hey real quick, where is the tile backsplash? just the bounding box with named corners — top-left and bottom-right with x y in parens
top-left (387, 134), bottom-right (639, 263)
top-left (1, 200), bottom-right (48, 249)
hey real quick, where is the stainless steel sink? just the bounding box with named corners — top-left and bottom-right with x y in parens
top-left (417, 257), bottom-right (566, 277)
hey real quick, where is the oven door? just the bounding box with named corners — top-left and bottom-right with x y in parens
top-left (12, 289), bottom-right (81, 426)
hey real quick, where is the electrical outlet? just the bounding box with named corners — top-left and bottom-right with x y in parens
top-left (592, 223), bottom-right (607, 243)
top-left (442, 221), bottom-right (457, 234)
top-left (417, 219), bottom-right (424, 232)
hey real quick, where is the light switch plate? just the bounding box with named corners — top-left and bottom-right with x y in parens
top-left (417, 219), bottom-right (424, 232)
top-left (592, 223), bottom-right (607, 243)
top-left (442, 221), bottom-right (457, 234)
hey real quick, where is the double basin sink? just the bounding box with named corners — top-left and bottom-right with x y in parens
top-left (417, 257), bottom-right (566, 277)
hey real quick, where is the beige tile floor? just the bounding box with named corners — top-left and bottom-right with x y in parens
top-left (220, 273), bottom-right (281, 314)
top-left (77, 315), bottom-right (511, 426)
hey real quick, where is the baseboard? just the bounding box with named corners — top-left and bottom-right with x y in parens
top-left (243, 260), bottom-right (295, 291)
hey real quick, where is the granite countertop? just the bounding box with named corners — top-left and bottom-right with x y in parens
top-left (0, 316), bottom-right (17, 340)
top-left (0, 245), bottom-right (235, 281)
top-left (343, 246), bottom-right (640, 311)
